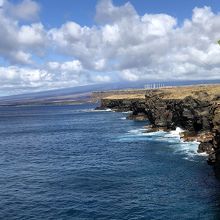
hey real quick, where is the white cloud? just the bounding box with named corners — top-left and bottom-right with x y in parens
top-left (0, 0), bottom-right (4, 7)
top-left (46, 60), bottom-right (83, 76)
top-left (95, 0), bottom-right (137, 24)
top-left (47, 61), bottom-right (60, 70)
top-left (94, 59), bottom-right (106, 70)
top-left (6, 0), bottom-right (40, 21)
top-left (121, 69), bottom-right (140, 81)
top-left (49, 0), bottom-right (178, 73)
top-left (1, 0), bottom-right (220, 95)
top-left (18, 23), bottom-right (45, 47)
top-left (0, 66), bottom-right (51, 87)
top-left (0, 0), bottom-right (45, 65)
top-left (0, 63), bottom-right (84, 95)
top-left (102, 24), bottom-right (120, 44)
top-left (93, 75), bottom-right (111, 83)
top-left (50, 1), bottom-right (220, 83)
top-left (60, 60), bottom-right (82, 72)
top-left (0, 59), bottom-right (114, 95)
top-left (141, 14), bottom-right (177, 36)
top-left (12, 51), bottom-right (32, 64)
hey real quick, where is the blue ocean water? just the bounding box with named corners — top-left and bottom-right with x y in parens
top-left (0, 104), bottom-right (219, 220)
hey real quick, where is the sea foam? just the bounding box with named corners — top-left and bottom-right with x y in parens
top-left (116, 127), bottom-right (202, 160)
top-left (79, 108), bottom-right (113, 113)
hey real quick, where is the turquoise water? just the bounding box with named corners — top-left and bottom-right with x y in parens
top-left (0, 104), bottom-right (219, 219)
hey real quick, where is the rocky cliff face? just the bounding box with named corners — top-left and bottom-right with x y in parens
top-left (97, 99), bottom-right (136, 112)
top-left (211, 104), bottom-right (220, 178)
top-left (96, 98), bottom-right (148, 120)
top-left (96, 89), bottom-right (220, 178)
top-left (144, 91), bottom-right (220, 178)
top-left (145, 91), bottom-right (213, 131)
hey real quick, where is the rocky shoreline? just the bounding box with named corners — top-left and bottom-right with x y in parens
top-left (96, 86), bottom-right (220, 179)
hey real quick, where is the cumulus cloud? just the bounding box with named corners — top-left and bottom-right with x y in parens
top-left (0, 64), bottom-right (79, 95)
top-left (18, 23), bottom-right (45, 47)
top-left (46, 60), bottom-right (84, 82)
top-left (95, 0), bottom-right (137, 24)
top-left (46, 59), bottom-right (111, 85)
top-left (1, 0), bottom-right (220, 95)
top-left (0, 59), bottom-right (112, 95)
top-left (0, 0), bottom-right (45, 64)
top-left (0, 66), bottom-right (51, 92)
top-left (5, 0), bottom-right (40, 21)
top-left (49, 1), bottom-right (220, 83)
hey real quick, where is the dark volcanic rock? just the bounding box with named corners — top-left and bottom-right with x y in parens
top-left (127, 100), bottom-right (148, 120)
top-left (197, 142), bottom-right (214, 154)
top-left (96, 89), bottom-right (220, 179)
top-left (144, 91), bottom-right (220, 179)
top-left (95, 99), bottom-right (133, 112)
top-left (97, 98), bottom-right (148, 118)
top-left (145, 91), bottom-right (213, 132)
top-left (127, 113), bottom-right (148, 121)
top-left (210, 104), bottom-right (220, 178)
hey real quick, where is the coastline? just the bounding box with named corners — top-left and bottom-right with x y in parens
top-left (95, 84), bottom-right (220, 179)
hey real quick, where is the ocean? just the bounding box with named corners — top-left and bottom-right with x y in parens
top-left (0, 104), bottom-right (219, 219)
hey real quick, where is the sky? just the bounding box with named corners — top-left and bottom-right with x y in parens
top-left (0, 0), bottom-right (220, 96)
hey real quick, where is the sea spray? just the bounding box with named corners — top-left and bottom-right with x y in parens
top-left (115, 126), bottom-right (202, 160)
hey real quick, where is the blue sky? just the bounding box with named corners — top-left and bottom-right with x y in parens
top-left (37, 0), bottom-right (220, 26)
top-left (0, 0), bottom-right (220, 96)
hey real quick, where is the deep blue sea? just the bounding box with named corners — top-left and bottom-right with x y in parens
top-left (0, 104), bottom-right (220, 220)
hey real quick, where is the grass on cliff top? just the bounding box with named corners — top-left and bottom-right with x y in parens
top-left (103, 93), bottom-right (146, 100)
top-left (102, 84), bottom-right (220, 100)
top-left (160, 84), bottom-right (220, 99)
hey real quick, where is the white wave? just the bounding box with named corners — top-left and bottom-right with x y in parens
top-left (198, 152), bottom-right (208, 157)
top-left (120, 117), bottom-right (126, 120)
top-left (94, 108), bottom-right (112, 112)
top-left (122, 111), bottom-right (133, 114)
top-left (146, 130), bottom-right (167, 136)
top-left (116, 126), bottom-right (204, 160)
top-left (170, 127), bottom-right (184, 136)
top-left (172, 141), bottom-right (199, 159)
top-left (79, 108), bottom-right (113, 113)
top-left (128, 128), bottom-right (148, 134)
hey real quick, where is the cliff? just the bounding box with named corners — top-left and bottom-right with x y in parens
top-left (95, 85), bottom-right (220, 179)
top-left (144, 90), bottom-right (220, 176)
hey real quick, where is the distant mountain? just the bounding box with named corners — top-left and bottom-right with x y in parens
top-left (0, 79), bottom-right (219, 106)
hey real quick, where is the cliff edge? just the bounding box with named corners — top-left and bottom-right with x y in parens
top-left (95, 84), bottom-right (220, 179)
